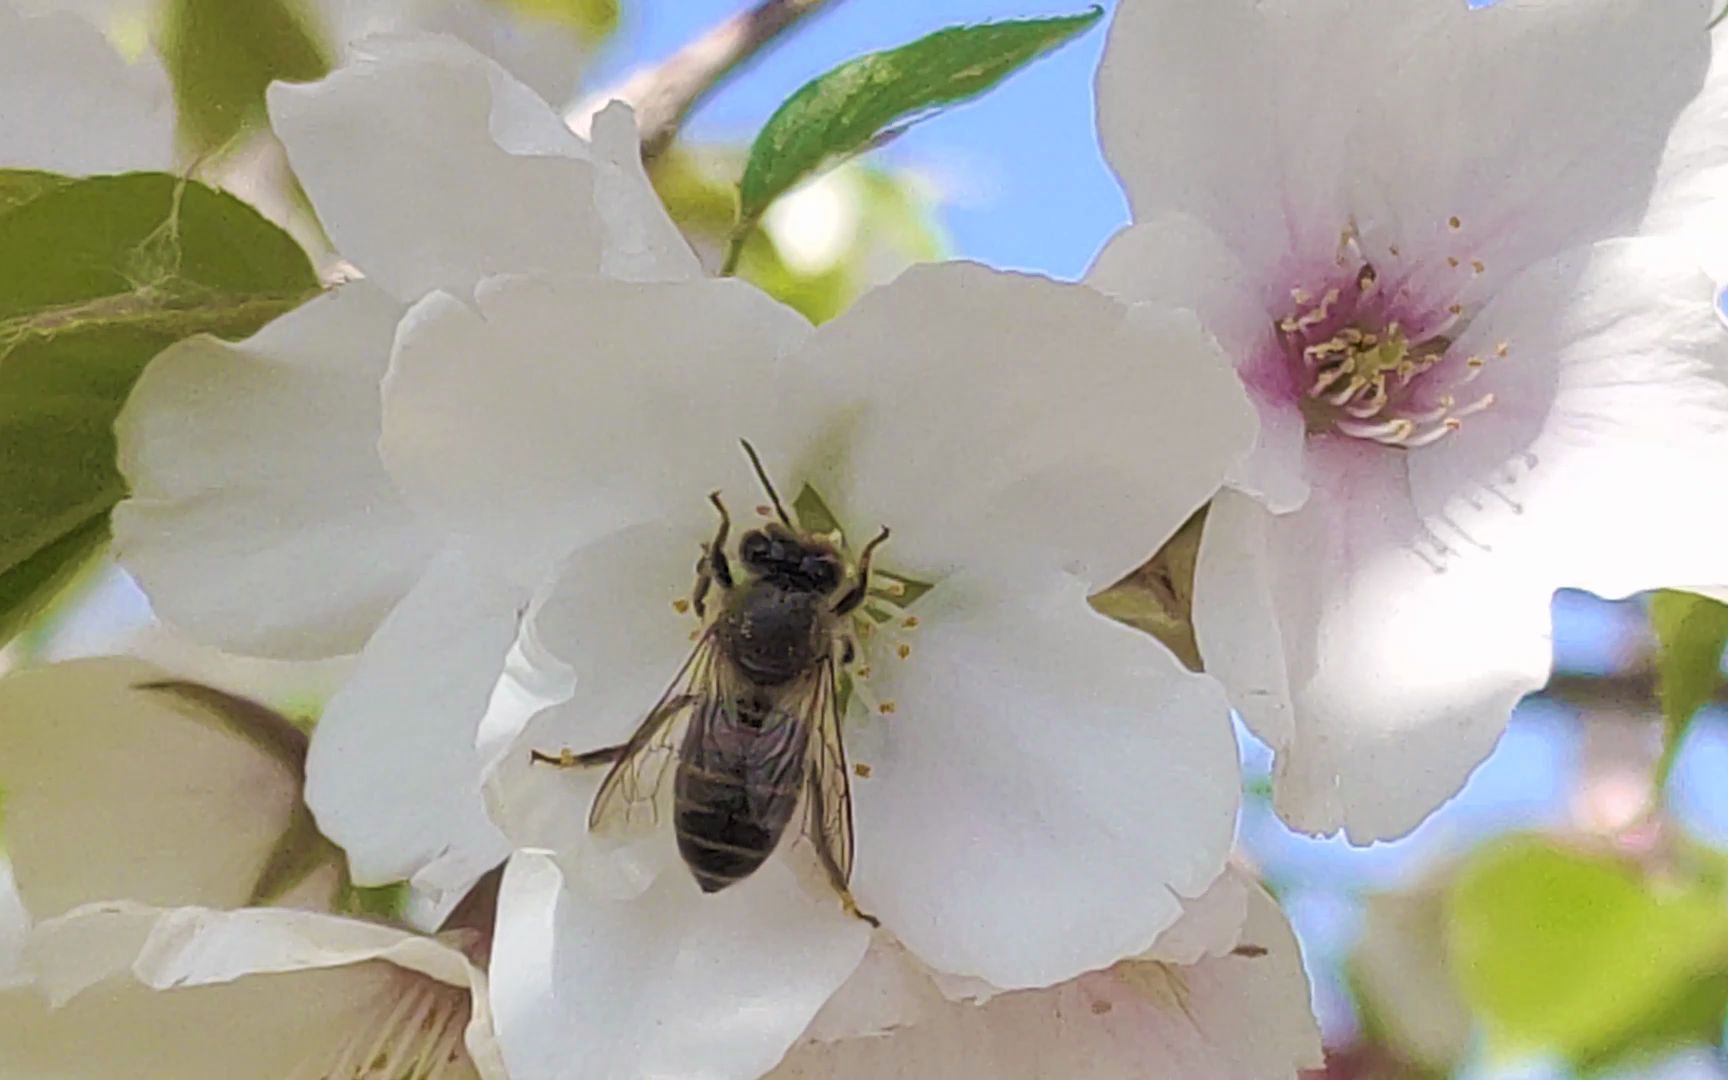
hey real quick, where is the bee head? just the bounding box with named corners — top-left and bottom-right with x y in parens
top-left (739, 526), bottom-right (843, 594)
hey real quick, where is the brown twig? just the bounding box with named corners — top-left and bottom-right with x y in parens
top-left (569, 0), bottom-right (843, 161)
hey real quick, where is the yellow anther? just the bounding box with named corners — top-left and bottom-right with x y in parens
top-left (1467, 356), bottom-right (1486, 368)
top-left (755, 504), bottom-right (773, 518)
top-left (1496, 342), bottom-right (1510, 357)
top-left (879, 701), bottom-right (897, 715)
top-left (1448, 303), bottom-right (1463, 316)
top-left (856, 665), bottom-right (872, 678)
top-left (902, 616), bottom-right (919, 629)
top-left (1447, 256), bottom-right (1459, 268)
top-left (897, 643), bottom-right (911, 660)
top-left (672, 598), bottom-right (691, 614)
top-left (853, 762), bottom-right (873, 779)
top-left (1448, 216), bottom-right (1462, 230)
top-left (877, 578), bottom-right (907, 597)
top-left (1471, 259), bottom-right (1486, 274)
top-left (688, 629), bottom-right (701, 641)
top-left (1291, 287), bottom-right (1312, 304)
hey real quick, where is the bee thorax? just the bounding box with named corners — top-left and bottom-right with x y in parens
top-left (715, 582), bottom-right (832, 687)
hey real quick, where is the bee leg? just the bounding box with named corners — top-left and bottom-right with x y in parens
top-left (529, 744), bottom-right (627, 769)
top-left (832, 526), bottom-right (891, 615)
top-left (809, 803), bottom-right (879, 928)
top-left (839, 638), bottom-right (856, 666)
top-left (817, 843), bottom-right (879, 928)
top-left (692, 491), bottom-right (733, 619)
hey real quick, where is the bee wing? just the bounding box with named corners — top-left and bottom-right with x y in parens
top-left (587, 630), bottom-right (721, 841)
top-left (803, 653), bottom-right (858, 888)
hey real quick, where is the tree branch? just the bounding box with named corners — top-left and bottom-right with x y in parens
top-left (569, 0), bottom-right (844, 162)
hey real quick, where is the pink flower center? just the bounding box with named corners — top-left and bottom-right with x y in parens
top-left (1273, 223), bottom-right (1503, 449)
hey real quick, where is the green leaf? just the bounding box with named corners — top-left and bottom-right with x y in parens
top-left (1650, 590), bottom-right (1728, 788)
top-left (0, 171), bottom-right (321, 646)
top-left (735, 7), bottom-right (1103, 228)
top-left (159, 0), bottom-right (332, 153)
top-left (0, 170), bottom-right (73, 216)
top-left (0, 515), bottom-right (107, 648)
top-left (1448, 836), bottom-right (1728, 1065)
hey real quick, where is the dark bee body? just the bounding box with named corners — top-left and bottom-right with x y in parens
top-left (532, 444), bottom-right (888, 920)
top-left (674, 684), bottom-right (811, 892)
top-left (676, 530), bottom-right (845, 892)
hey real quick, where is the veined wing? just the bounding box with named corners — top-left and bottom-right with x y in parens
top-left (587, 629), bottom-right (721, 840)
top-left (803, 651), bottom-right (858, 888)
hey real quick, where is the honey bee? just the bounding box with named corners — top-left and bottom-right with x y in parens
top-left (532, 441), bottom-right (888, 923)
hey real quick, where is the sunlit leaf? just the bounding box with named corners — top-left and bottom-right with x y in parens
top-left (0, 171), bottom-right (320, 646)
top-left (1650, 589), bottom-right (1728, 787)
top-left (735, 8), bottom-right (1102, 228)
top-left (1449, 836), bottom-right (1728, 1066)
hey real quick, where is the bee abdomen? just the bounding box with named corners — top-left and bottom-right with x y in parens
top-left (674, 762), bottom-right (804, 893)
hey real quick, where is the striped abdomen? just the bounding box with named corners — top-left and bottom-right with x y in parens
top-left (674, 692), bottom-right (809, 893)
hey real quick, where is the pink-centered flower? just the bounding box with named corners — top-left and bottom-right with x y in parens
top-left (1092, 0), bottom-right (1728, 840)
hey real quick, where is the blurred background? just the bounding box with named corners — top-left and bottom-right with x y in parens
top-left (7, 1), bottom-right (1728, 1077)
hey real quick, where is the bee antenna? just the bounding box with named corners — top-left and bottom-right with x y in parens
top-left (739, 439), bottom-right (793, 527)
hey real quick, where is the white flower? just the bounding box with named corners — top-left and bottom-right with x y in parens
top-left (420, 260), bottom-right (1255, 1078)
top-left (0, 658), bottom-right (312, 920)
top-left (0, 0), bottom-right (173, 174)
top-left (1091, 0), bottom-right (1728, 841)
top-left (774, 868), bottom-right (1322, 1080)
top-left (323, 0), bottom-right (600, 104)
top-left (113, 34), bottom-right (697, 912)
top-left (0, 658), bottom-right (503, 1077)
top-left (0, 902), bottom-right (500, 1079)
top-left (1645, 26), bottom-right (1728, 284)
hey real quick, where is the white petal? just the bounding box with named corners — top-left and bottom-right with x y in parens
top-left (1645, 36), bottom-right (1728, 282)
top-left (1196, 443), bottom-right (1555, 841)
top-left (852, 577), bottom-right (1239, 989)
top-left (587, 101), bottom-right (704, 284)
top-left (0, 862), bottom-right (30, 988)
top-left (774, 879), bottom-right (1319, 1080)
top-left (800, 261), bottom-right (1255, 591)
top-left (483, 520), bottom-right (708, 871)
top-left (799, 936), bottom-right (949, 1043)
top-left (325, 0), bottom-right (591, 106)
top-left (1099, 0), bottom-right (1708, 292)
top-left (306, 546), bottom-right (520, 907)
top-left (5, 901), bottom-right (493, 1079)
top-left (0, 659), bottom-right (303, 919)
top-left (491, 852), bottom-right (869, 1080)
top-left (381, 274), bottom-right (813, 583)
top-left (269, 34), bottom-right (599, 302)
top-left (1088, 216), bottom-right (1308, 512)
top-left (114, 280), bottom-right (437, 660)
top-left (0, 5), bottom-right (173, 174)
top-left (1143, 864), bottom-right (1253, 968)
top-left (1410, 237), bottom-right (1728, 600)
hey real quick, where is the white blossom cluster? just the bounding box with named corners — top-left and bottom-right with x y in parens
top-left (1, 0), bottom-right (1726, 1076)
